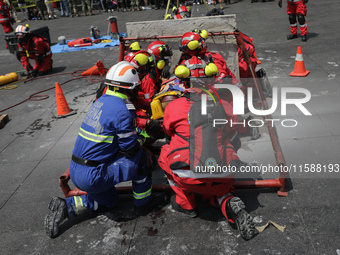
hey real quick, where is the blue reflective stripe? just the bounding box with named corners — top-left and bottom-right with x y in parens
top-left (78, 127), bottom-right (114, 143)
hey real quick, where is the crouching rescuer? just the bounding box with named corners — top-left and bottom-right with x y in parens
top-left (44, 61), bottom-right (168, 238)
top-left (15, 24), bottom-right (53, 77)
top-left (158, 76), bottom-right (258, 241)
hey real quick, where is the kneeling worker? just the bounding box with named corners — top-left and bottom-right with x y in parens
top-left (15, 24), bottom-right (53, 77)
top-left (44, 62), bottom-right (168, 238)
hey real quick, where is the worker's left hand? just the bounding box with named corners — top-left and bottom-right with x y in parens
top-left (146, 119), bottom-right (163, 135)
top-left (31, 69), bottom-right (39, 77)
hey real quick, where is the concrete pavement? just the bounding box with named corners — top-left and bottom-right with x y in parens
top-left (1, 1), bottom-right (340, 254)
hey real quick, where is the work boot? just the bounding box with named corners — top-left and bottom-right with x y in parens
top-left (137, 5), bottom-right (141, 11)
top-left (89, 11), bottom-right (93, 15)
top-left (226, 197), bottom-right (258, 241)
top-left (170, 195), bottom-right (198, 218)
top-left (83, 12), bottom-right (87, 16)
top-left (302, 35), bottom-right (307, 42)
top-left (287, 34), bottom-right (298, 40)
top-left (44, 197), bottom-right (69, 238)
top-left (135, 193), bottom-right (169, 216)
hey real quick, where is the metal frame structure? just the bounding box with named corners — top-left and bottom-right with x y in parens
top-left (59, 31), bottom-right (289, 198)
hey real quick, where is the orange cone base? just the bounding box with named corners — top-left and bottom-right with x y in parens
top-left (54, 108), bottom-right (77, 118)
top-left (81, 60), bottom-right (107, 76)
top-left (290, 69), bottom-right (310, 77)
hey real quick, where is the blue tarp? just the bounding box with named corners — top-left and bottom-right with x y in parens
top-left (51, 34), bottom-right (125, 54)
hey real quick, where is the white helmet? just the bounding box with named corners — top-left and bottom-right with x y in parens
top-left (15, 25), bottom-right (30, 35)
top-left (104, 61), bottom-right (140, 90)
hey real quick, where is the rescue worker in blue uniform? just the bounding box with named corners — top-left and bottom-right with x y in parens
top-left (44, 61), bottom-right (168, 238)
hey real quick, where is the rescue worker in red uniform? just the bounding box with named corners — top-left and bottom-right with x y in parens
top-left (279, 0), bottom-right (308, 42)
top-left (15, 25), bottom-right (53, 76)
top-left (178, 29), bottom-right (245, 104)
top-left (158, 68), bottom-right (258, 240)
top-left (0, 0), bottom-right (13, 34)
top-left (44, 62), bottom-right (168, 238)
top-left (146, 40), bottom-right (173, 81)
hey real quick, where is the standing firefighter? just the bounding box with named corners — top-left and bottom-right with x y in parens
top-left (278, 0), bottom-right (308, 42)
top-left (0, 0), bottom-right (13, 34)
top-left (44, 62), bottom-right (168, 238)
top-left (15, 25), bottom-right (53, 77)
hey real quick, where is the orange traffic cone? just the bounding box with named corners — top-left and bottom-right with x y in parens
top-left (290, 46), bottom-right (310, 77)
top-left (251, 38), bottom-right (261, 64)
top-left (55, 82), bottom-right (77, 118)
top-left (81, 60), bottom-right (107, 76)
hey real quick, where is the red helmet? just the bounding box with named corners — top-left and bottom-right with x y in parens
top-left (180, 31), bottom-right (207, 57)
top-left (146, 41), bottom-right (172, 60)
top-left (124, 50), bottom-right (154, 74)
top-left (178, 5), bottom-right (191, 18)
top-left (181, 56), bottom-right (219, 78)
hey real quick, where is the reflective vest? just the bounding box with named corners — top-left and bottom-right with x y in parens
top-left (72, 90), bottom-right (139, 163)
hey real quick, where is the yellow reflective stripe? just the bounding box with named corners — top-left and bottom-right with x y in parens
top-left (105, 89), bottom-right (128, 99)
top-left (74, 196), bottom-right (83, 214)
top-left (79, 127), bottom-right (114, 143)
top-left (133, 188), bottom-right (152, 200)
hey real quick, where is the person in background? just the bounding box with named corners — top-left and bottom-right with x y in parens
top-left (28, 7), bottom-right (42, 20)
top-left (278, 0), bottom-right (308, 42)
top-left (68, 0), bottom-right (79, 17)
top-left (34, 0), bottom-right (46, 20)
top-left (0, 0), bottom-right (13, 34)
top-left (17, 0), bottom-right (29, 21)
top-left (44, 0), bottom-right (57, 19)
top-left (59, 0), bottom-right (69, 17)
top-left (15, 24), bottom-right (53, 77)
top-left (80, 0), bottom-right (93, 15)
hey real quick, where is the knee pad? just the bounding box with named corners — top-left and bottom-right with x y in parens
top-left (288, 14), bottom-right (296, 24)
top-left (298, 14), bottom-right (306, 25)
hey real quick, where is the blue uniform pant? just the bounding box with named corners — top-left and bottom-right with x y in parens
top-left (67, 150), bottom-right (152, 215)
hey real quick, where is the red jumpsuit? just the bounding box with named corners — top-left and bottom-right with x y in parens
top-left (0, 0), bottom-right (13, 34)
top-left (158, 90), bottom-right (240, 222)
top-left (286, 0), bottom-right (307, 36)
top-left (17, 34), bottom-right (53, 74)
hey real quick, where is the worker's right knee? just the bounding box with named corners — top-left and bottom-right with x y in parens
top-left (288, 14), bottom-right (296, 24)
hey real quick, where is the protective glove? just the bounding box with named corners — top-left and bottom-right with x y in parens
top-left (31, 69), bottom-right (39, 77)
top-left (278, 0), bottom-right (282, 8)
top-left (146, 119), bottom-right (164, 136)
top-left (161, 65), bottom-right (171, 79)
top-left (303, 0), bottom-right (308, 3)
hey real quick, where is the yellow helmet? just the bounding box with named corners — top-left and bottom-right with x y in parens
top-left (175, 65), bottom-right (190, 79)
top-left (129, 42), bottom-right (141, 52)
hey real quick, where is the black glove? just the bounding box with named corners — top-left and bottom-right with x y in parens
top-left (31, 69), bottom-right (39, 77)
top-left (278, 0), bottom-right (282, 8)
top-left (146, 119), bottom-right (164, 136)
top-left (162, 65), bottom-right (171, 79)
top-left (303, 0), bottom-right (308, 3)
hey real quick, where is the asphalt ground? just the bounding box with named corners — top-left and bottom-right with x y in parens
top-left (1, 0), bottom-right (340, 254)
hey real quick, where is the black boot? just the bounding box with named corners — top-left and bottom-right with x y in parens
top-left (287, 34), bottom-right (298, 40)
top-left (170, 195), bottom-right (198, 218)
top-left (226, 197), bottom-right (258, 241)
top-left (302, 35), bottom-right (307, 42)
top-left (135, 192), bottom-right (169, 216)
top-left (44, 197), bottom-right (69, 238)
